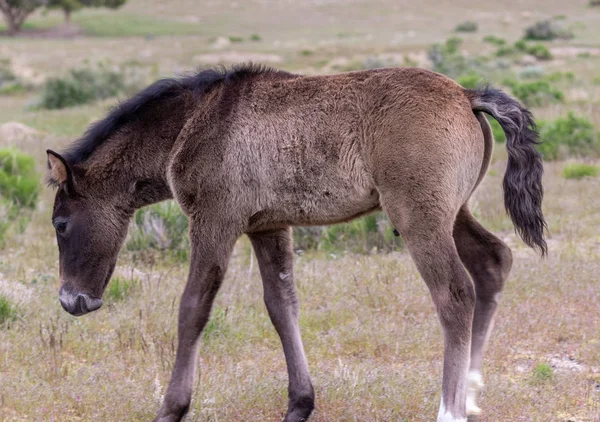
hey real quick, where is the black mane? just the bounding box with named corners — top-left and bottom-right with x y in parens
top-left (64, 63), bottom-right (288, 164)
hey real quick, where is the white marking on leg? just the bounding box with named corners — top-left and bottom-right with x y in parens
top-left (437, 396), bottom-right (467, 422)
top-left (466, 370), bottom-right (484, 416)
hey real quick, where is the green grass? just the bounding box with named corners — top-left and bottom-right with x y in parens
top-left (0, 294), bottom-right (18, 324)
top-left (562, 162), bottom-right (600, 179)
top-left (105, 277), bottom-right (139, 302)
top-left (73, 12), bottom-right (201, 37)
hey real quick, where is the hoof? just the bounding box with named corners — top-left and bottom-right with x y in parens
top-left (283, 395), bottom-right (314, 422)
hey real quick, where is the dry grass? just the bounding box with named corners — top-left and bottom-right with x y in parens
top-left (1, 0), bottom-right (600, 421)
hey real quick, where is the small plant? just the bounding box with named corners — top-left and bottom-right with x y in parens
top-left (483, 35), bottom-right (506, 46)
top-left (532, 363), bottom-right (553, 382)
top-left (562, 162), bottom-right (600, 179)
top-left (249, 33), bottom-right (261, 41)
top-left (0, 294), bottom-right (17, 325)
top-left (503, 79), bottom-right (564, 107)
top-left (106, 277), bottom-right (139, 302)
top-left (537, 113), bottom-right (600, 160)
top-left (300, 49), bottom-right (313, 56)
top-left (524, 20), bottom-right (573, 41)
top-left (228, 35), bottom-right (244, 43)
top-left (590, 0), bottom-right (600, 6)
top-left (39, 65), bottom-right (125, 109)
top-left (455, 21), bottom-right (478, 33)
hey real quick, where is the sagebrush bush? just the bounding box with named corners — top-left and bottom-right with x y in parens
top-left (524, 20), bottom-right (573, 41)
top-left (127, 201), bottom-right (189, 261)
top-left (503, 79), bottom-right (564, 107)
top-left (39, 65), bottom-right (125, 109)
top-left (538, 113), bottom-right (600, 160)
top-left (455, 21), bottom-right (478, 33)
top-left (590, 0), bottom-right (600, 6)
top-left (428, 37), bottom-right (481, 79)
top-left (562, 162), bottom-right (600, 180)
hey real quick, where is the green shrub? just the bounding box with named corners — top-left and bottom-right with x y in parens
top-left (249, 33), bottom-right (262, 41)
top-left (524, 20), bottom-right (573, 41)
top-left (537, 113), bottom-right (600, 160)
top-left (0, 148), bottom-right (39, 209)
top-left (483, 35), bottom-right (506, 46)
top-left (0, 295), bottom-right (18, 325)
top-left (562, 162), bottom-right (600, 179)
top-left (456, 73), bottom-right (483, 89)
top-left (590, 0), bottom-right (600, 6)
top-left (106, 277), bottom-right (139, 302)
top-left (532, 363), bottom-right (553, 382)
top-left (228, 35), bottom-right (244, 43)
top-left (39, 65), bottom-right (125, 109)
top-left (495, 46), bottom-right (517, 57)
top-left (514, 40), bottom-right (528, 51)
top-left (526, 44), bottom-right (553, 60)
top-left (455, 21), bottom-right (478, 33)
top-left (503, 79), bottom-right (564, 107)
top-left (127, 201), bottom-right (189, 261)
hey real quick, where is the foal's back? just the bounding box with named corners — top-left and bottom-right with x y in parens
top-left (170, 67), bottom-right (483, 233)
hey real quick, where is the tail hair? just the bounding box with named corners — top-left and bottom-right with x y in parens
top-left (466, 85), bottom-right (547, 255)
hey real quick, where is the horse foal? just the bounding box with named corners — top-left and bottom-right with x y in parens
top-left (46, 65), bottom-right (546, 422)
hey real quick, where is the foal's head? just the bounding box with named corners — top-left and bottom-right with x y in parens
top-left (46, 149), bottom-right (135, 316)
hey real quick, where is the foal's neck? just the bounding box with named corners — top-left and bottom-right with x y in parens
top-left (86, 93), bottom-right (196, 208)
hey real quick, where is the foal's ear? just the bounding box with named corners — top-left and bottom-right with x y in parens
top-left (46, 150), bottom-right (74, 193)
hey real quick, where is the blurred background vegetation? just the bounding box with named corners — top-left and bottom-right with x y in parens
top-left (0, 1), bottom-right (599, 419)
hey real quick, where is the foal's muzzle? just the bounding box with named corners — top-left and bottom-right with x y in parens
top-left (59, 286), bottom-right (102, 316)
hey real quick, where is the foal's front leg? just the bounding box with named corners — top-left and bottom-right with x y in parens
top-left (249, 228), bottom-right (315, 422)
top-left (155, 221), bottom-right (238, 422)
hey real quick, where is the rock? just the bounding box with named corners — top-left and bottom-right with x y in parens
top-left (0, 122), bottom-right (39, 144)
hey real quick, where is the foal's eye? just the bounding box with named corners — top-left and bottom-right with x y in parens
top-left (53, 218), bottom-right (69, 235)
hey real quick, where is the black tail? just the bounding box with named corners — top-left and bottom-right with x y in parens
top-left (466, 86), bottom-right (547, 256)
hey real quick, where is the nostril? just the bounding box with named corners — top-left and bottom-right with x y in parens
top-left (74, 294), bottom-right (86, 314)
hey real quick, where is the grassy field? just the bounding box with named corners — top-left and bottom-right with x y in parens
top-left (1, 1), bottom-right (600, 421)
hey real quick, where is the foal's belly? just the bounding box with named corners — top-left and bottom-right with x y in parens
top-left (248, 167), bottom-right (381, 231)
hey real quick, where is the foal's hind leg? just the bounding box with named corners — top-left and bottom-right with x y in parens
top-left (383, 197), bottom-right (475, 422)
top-left (249, 228), bottom-right (315, 422)
top-left (453, 206), bottom-right (512, 417)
